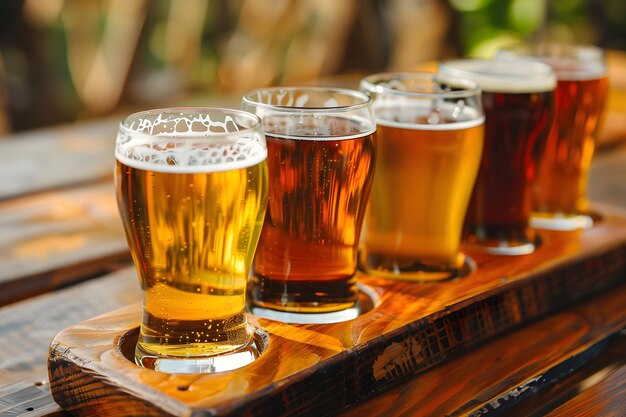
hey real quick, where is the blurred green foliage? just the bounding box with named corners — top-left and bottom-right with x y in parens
top-left (449, 0), bottom-right (626, 57)
top-left (1, 0), bottom-right (623, 132)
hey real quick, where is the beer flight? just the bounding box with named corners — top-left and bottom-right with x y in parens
top-left (114, 44), bottom-right (608, 373)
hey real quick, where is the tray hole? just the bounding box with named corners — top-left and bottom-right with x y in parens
top-left (177, 385), bottom-right (189, 391)
top-left (118, 325), bottom-right (269, 374)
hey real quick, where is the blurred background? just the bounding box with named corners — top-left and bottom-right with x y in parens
top-left (0, 0), bottom-right (625, 135)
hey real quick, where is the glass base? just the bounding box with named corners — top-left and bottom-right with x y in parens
top-left (530, 212), bottom-right (594, 231)
top-left (359, 252), bottom-right (475, 282)
top-left (135, 330), bottom-right (265, 374)
top-left (249, 273), bottom-right (358, 314)
top-left (248, 283), bottom-right (378, 324)
top-left (466, 237), bottom-right (539, 256)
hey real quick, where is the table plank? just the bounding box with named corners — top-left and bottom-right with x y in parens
top-left (338, 288), bottom-right (626, 417)
top-left (0, 118), bottom-right (118, 200)
top-left (0, 182), bottom-right (129, 305)
top-left (0, 268), bottom-right (139, 416)
top-left (0, 92), bottom-right (242, 201)
top-left (4, 286), bottom-right (624, 416)
top-left (496, 331), bottom-right (626, 417)
top-left (545, 356), bottom-right (626, 417)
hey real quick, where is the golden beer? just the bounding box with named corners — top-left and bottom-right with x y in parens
top-left (115, 108), bottom-right (267, 372)
top-left (360, 73), bottom-right (484, 280)
top-left (363, 117), bottom-right (483, 274)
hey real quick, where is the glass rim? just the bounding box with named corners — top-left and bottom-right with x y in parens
top-left (439, 58), bottom-right (557, 93)
top-left (119, 107), bottom-right (263, 140)
top-left (498, 42), bottom-right (605, 60)
top-left (496, 43), bottom-right (607, 80)
top-left (241, 86), bottom-right (372, 113)
top-left (360, 71), bottom-right (482, 99)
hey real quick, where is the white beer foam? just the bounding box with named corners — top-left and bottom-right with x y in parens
top-left (541, 58), bottom-right (606, 81)
top-left (439, 59), bottom-right (556, 93)
top-left (373, 100), bottom-right (484, 131)
top-left (116, 113), bottom-right (267, 173)
top-left (496, 45), bottom-right (606, 82)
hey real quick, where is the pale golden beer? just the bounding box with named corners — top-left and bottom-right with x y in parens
top-left (360, 73), bottom-right (484, 280)
top-left (115, 108), bottom-right (267, 373)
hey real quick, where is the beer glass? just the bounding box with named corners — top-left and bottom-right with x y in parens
top-left (242, 87), bottom-right (376, 324)
top-left (439, 59), bottom-right (556, 255)
top-left (115, 108), bottom-right (268, 373)
top-left (498, 44), bottom-right (609, 230)
top-left (359, 73), bottom-right (484, 281)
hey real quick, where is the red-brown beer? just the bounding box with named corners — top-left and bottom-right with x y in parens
top-left (467, 90), bottom-right (554, 242)
top-left (439, 60), bottom-right (556, 254)
top-left (252, 123), bottom-right (375, 313)
top-left (243, 87), bottom-right (376, 321)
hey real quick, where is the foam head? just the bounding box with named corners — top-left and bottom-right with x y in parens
top-left (438, 59), bottom-right (557, 93)
top-left (496, 44), bottom-right (606, 81)
top-left (360, 72), bottom-right (484, 130)
top-left (115, 108), bottom-right (267, 173)
top-left (242, 87), bottom-right (376, 141)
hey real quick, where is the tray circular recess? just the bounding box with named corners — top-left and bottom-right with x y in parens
top-left (117, 325), bottom-right (271, 374)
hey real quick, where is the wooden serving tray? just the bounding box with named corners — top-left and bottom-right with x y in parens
top-left (48, 204), bottom-right (626, 417)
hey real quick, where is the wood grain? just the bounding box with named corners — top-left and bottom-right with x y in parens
top-left (0, 95), bottom-right (241, 200)
top-left (545, 357), bottom-right (626, 417)
top-left (0, 182), bottom-right (130, 305)
top-left (341, 291), bottom-right (626, 417)
top-left (2, 276), bottom-right (624, 416)
top-left (0, 118), bottom-right (118, 200)
top-left (0, 268), bottom-right (139, 416)
top-left (47, 207), bottom-right (626, 417)
top-left (486, 331), bottom-right (626, 417)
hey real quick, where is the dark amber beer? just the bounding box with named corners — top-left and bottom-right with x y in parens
top-left (115, 108), bottom-right (268, 373)
top-left (360, 73), bottom-right (484, 280)
top-left (537, 77), bottom-right (607, 213)
top-left (439, 60), bottom-right (556, 255)
top-left (242, 87), bottom-right (376, 323)
top-left (499, 45), bottom-right (609, 230)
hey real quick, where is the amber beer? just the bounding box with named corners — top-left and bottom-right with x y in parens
top-left (528, 47), bottom-right (608, 229)
top-left (115, 108), bottom-right (268, 372)
top-left (439, 60), bottom-right (556, 255)
top-left (242, 87), bottom-right (376, 323)
top-left (359, 73), bottom-right (484, 280)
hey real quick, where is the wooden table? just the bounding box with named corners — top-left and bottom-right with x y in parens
top-left (0, 115), bottom-right (625, 416)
